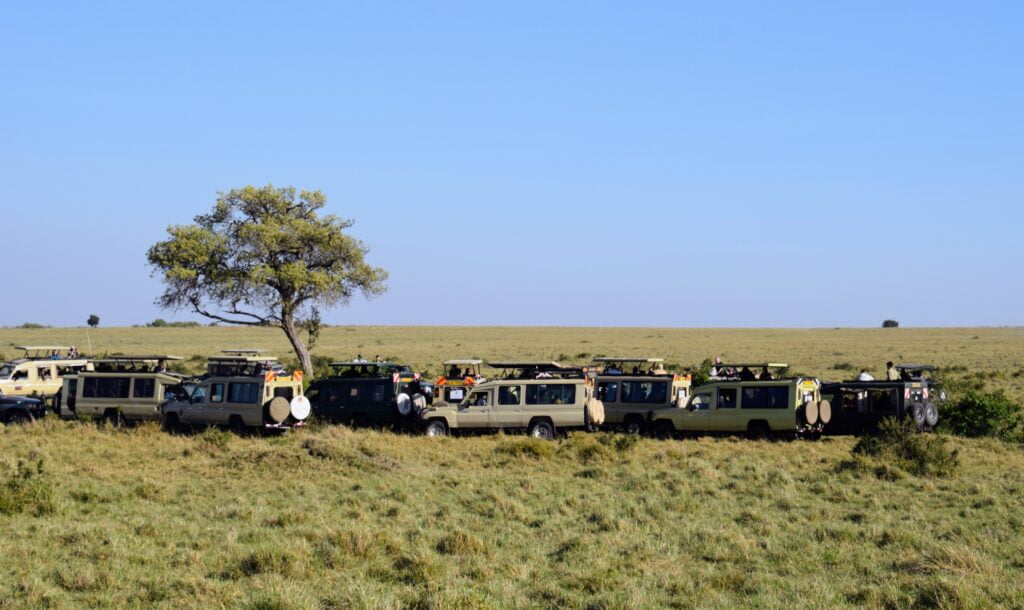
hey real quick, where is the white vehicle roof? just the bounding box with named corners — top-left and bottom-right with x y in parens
top-left (487, 361), bottom-right (563, 368)
top-left (443, 359), bottom-right (484, 365)
top-left (593, 357), bottom-right (664, 364)
top-left (95, 355), bottom-right (183, 363)
top-left (15, 345), bottom-right (73, 351)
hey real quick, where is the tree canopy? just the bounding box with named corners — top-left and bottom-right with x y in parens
top-left (147, 185), bottom-right (387, 373)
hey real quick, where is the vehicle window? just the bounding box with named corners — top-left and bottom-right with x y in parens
top-left (164, 385), bottom-right (188, 401)
top-left (133, 378), bottom-right (155, 398)
top-left (498, 385), bottom-right (521, 405)
top-left (0, 364), bottom-right (13, 378)
top-left (469, 391), bottom-right (489, 406)
top-left (12, 369), bottom-right (28, 381)
top-left (716, 388), bottom-right (737, 409)
top-left (210, 383), bottom-right (225, 403)
top-left (690, 394), bottom-right (711, 410)
top-left (37, 366), bottom-right (53, 381)
top-left (445, 387), bottom-right (465, 402)
top-left (191, 385), bottom-right (207, 403)
top-left (274, 386), bottom-right (294, 401)
top-left (870, 389), bottom-right (896, 413)
top-left (83, 377), bottom-right (131, 399)
top-left (741, 386), bottom-right (789, 409)
top-left (621, 381), bottom-right (668, 404)
top-left (228, 382), bottom-right (260, 404)
top-left (598, 381), bottom-right (618, 402)
top-left (526, 383), bottom-right (576, 405)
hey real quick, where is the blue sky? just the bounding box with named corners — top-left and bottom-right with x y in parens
top-left (2, 1), bottom-right (1021, 327)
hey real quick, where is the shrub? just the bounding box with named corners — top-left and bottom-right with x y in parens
top-left (853, 418), bottom-right (958, 477)
top-left (882, 319), bottom-right (899, 328)
top-left (17, 322), bottom-right (48, 329)
top-left (941, 390), bottom-right (1023, 441)
top-left (0, 460), bottom-right (57, 516)
top-left (494, 437), bottom-right (554, 459)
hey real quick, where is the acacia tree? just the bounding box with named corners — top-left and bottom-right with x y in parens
top-left (147, 185), bottom-right (387, 375)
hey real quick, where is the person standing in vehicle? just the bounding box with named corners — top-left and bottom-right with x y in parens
top-left (885, 361), bottom-right (899, 381)
top-left (857, 369), bottom-right (875, 381)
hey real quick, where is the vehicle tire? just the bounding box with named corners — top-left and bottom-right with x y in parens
top-left (623, 417), bottom-right (646, 436)
top-left (748, 421), bottom-right (771, 439)
top-left (264, 397), bottom-right (290, 424)
top-left (228, 415), bottom-right (246, 435)
top-left (910, 403), bottom-right (927, 429)
top-left (163, 413), bottom-right (182, 434)
top-left (396, 392), bottom-right (413, 416)
top-left (52, 389), bottom-right (62, 416)
top-left (6, 410), bottom-right (32, 425)
top-left (654, 420), bottom-right (676, 440)
top-left (585, 398), bottom-right (605, 427)
top-left (817, 400), bottom-right (832, 425)
top-left (802, 401), bottom-right (819, 426)
top-left (528, 420), bottom-right (555, 440)
top-left (924, 402), bottom-right (939, 428)
top-left (103, 409), bottom-right (125, 428)
top-left (425, 420), bottom-right (448, 437)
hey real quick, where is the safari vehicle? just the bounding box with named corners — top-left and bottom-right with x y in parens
top-left (306, 361), bottom-right (434, 427)
top-left (590, 357), bottom-right (691, 434)
top-left (161, 351), bottom-right (310, 430)
top-left (418, 361), bottom-right (605, 439)
top-left (55, 356), bottom-right (183, 424)
top-left (0, 346), bottom-right (91, 399)
top-left (651, 363), bottom-right (831, 438)
top-left (822, 364), bottom-right (943, 435)
top-left (434, 359), bottom-right (486, 405)
top-left (0, 395), bottom-right (48, 424)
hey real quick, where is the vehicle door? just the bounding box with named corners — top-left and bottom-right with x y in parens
top-left (596, 379), bottom-right (621, 423)
top-left (708, 386), bottom-right (739, 431)
top-left (35, 363), bottom-right (57, 395)
top-left (523, 382), bottom-right (581, 428)
top-left (455, 389), bottom-right (493, 429)
top-left (183, 383), bottom-right (210, 423)
top-left (492, 384), bottom-right (523, 428)
top-left (677, 392), bottom-right (712, 432)
top-left (10, 364), bottom-right (31, 395)
top-left (128, 377), bottom-right (158, 419)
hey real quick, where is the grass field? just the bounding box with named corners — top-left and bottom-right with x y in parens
top-left (1, 326), bottom-right (1023, 608)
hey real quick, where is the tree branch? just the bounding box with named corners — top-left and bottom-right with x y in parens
top-left (189, 297), bottom-right (274, 327)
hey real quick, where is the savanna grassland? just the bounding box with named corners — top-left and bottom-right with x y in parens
top-left (1, 326), bottom-right (1023, 609)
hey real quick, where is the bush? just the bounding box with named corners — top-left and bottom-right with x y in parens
top-left (147, 319), bottom-right (201, 328)
top-left (882, 319), bottom-right (899, 328)
top-left (941, 390), bottom-right (1023, 441)
top-left (853, 418), bottom-right (958, 477)
top-left (494, 437), bottom-right (555, 459)
top-left (0, 460), bottom-right (57, 516)
top-left (17, 322), bottom-right (49, 329)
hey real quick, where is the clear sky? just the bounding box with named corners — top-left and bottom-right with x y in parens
top-left (2, 1), bottom-right (1021, 327)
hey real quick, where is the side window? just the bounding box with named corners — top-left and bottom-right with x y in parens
top-left (469, 391), bottom-right (489, 406)
top-left (192, 385), bottom-right (207, 403)
top-left (83, 377), bottom-right (131, 398)
top-left (621, 381), bottom-right (668, 403)
top-left (228, 383), bottom-right (260, 404)
top-left (741, 386), bottom-right (790, 409)
top-left (133, 378), bottom-right (156, 399)
top-left (598, 381), bottom-right (618, 402)
top-left (210, 383), bottom-right (225, 403)
top-left (498, 385), bottom-right (521, 405)
top-left (526, 384), bottom-right (576, 405)
top-left (690, 394), bottom-right (712, 410)
top-left (37, 366), bottom-right (53, 381)
top-left (274, 386), bottom-right (294, 401)
top-left (370, 382), bottom-right (386, 403)
top-left (716, 388), bottom-right (737, 409)
top-left (13, 367), bottom-right (28, 381)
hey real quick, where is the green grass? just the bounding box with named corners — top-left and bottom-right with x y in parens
top-left (1, 326), bottom-right (1023, 607)
top-left (1, 420), bottom-right (1023, 608)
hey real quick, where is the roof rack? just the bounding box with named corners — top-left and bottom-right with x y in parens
top-left (717, 363), bottom-right (788, 369)
top-left (592, 357), bottom-right (664, 364)
top-left (15, 345), bottom-right (73, 351)
top-left (896, 364), bottom-right (936, 371)
top-left (221, 349), bottom-right (267, 355)
top-left (487, 361), bottom-right (563, 369)
top-left (443, 359), bottom-right (483, 366)
top-left (329, 361), bottom-right (405, 368)
top-left (95, 355), bottom-right (183, 362)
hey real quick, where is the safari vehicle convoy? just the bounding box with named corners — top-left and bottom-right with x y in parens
top-left (161, 351), bottom-right (310, 430)
top-left (590, 357), bottom-right (691, 435)
top-left (822, 364), bottom-right (944, 435)
top-left (0, 345), bottom-right (91, 399)
top-left (55, 355), bottom-right (184, 424)
top-left (306, 361), bottom-right (433, 427)
top-left (417, 361), bottom-right (605, 439)
top-left (651, 363), bottom-right (832, 438)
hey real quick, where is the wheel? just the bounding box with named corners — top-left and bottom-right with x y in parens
top-left (910, 403), bottom-right (927, 429)
top-left (425, 420), bottom-right (448, 437)
top-left (747, 421), bottom-right (771, 439)
top-left (103, 410), bottom-right (125, 428)
top-left (528, 420), bottom-right (555, 440)
top-left (654, 420), bottom-right (676, 440)
top-left (228, 415), bottom-right (246, 435)
top-left (5, 411), bottom-right (32, 425)
top-left (52, 390), bottom-right (62, 416)
top-left (924, 402), bottom-right (939, 428)
top-left (163, 413), bottom-right (182, 434)
top-left (623, 417), bottom-right (646, 436)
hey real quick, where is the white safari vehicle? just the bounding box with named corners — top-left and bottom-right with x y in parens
top-left (162, 350), bottom-right (310, 430)
top-left (55, 355), bottom-right (183, 424)
top-left (0, 346), bottom-right (91, 399)
top-left (590, 357), bottom-right (692, 435)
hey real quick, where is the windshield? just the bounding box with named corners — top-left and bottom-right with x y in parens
top-left (0, 364), bottom-right (13, 379)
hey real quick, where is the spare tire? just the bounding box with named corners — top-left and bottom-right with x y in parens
top-left (817, 399), bottom-right (832, 425)
top-left (265, 396), bottom-right (290, 423)
top-left (585, 398), bottom-right (605, 426)
top-left (396, 392), bottom-right (412, 416)
top-left (911, 403), bottom-right (927, 427)
top-left (924, 402), bottom-right (939, 428)
top-left (290, 395), bottom-right (311, 421)
top-left (803, 401), bottom-right (819, 426)
top-left (411, 393), bottom-right (427, 414)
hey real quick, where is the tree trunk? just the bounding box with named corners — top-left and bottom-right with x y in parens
top-left (281, 312), bottom-right (313, 377)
